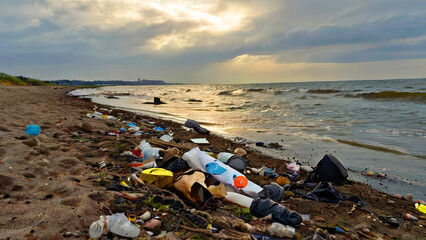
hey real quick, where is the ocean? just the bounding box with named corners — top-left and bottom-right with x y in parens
top-left (71, 78), bottom-right (426, 199)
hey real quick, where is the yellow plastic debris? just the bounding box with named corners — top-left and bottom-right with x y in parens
top-left (140, 168), bottom-right (174, 188)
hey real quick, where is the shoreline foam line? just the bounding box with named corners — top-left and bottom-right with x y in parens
top-left (337, 139), bottom-right (426, 159)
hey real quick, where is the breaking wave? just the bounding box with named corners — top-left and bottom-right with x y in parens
top-left (345, 91), bottom-right (426, 103)
top-left (217, 89), bottom-right (244, 96)
top-left (245, 88), bottom-right (267, 92)
top-left (308, 89), bottom-right (341, 94)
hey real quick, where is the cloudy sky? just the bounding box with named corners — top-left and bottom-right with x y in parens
top-left (2, 0), bottom-right (426, 83)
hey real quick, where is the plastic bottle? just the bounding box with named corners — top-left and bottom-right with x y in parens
top-left (142, 148), bottom-right (161, 162)
top-left (217, 152), bottom-right (234, 163)
top-left (415, 203), bottom-right (426, 214)
top-left (225, 192), bottom-right (253, 208)
top-left (267, 222), bottom-right (295, 238)
top-left (182, 147), bottom-right (262, 197)
top-left (138, 140), bottom-right (151, 151)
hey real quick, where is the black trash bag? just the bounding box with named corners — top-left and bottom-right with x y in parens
top-left (302, 182), bottom-right (367, 207)
top-left (250, 198), bottom-right (302, 228)
top-left (302, 182), bottom-right (341, 203)
top-left (158, 156), bottom-right (179, 169)
top-left (341, 192), bottom-right (367, 207)
top-left (164, 157), bottom-right (189, 172)
top-left (226, 155), bottom-right (247, 173)
top-left (257, 183), bottom-right (284, 202)
top-left (184, 119), bottom-right (210, 134)
top-left (304, 154), bottom-right (348, 185)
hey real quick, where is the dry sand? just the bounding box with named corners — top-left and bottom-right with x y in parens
top-left (0, 86), bottom-right (424, 239)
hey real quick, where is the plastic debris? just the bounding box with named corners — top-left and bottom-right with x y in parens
top-left (140, 168), bottom-right (173, 188)
top-left (25, 125), bottom-right (41, 136)
top-left (160, 134), bottom-right (173, 142)
top-left (404, 213), bottom-right (418, 220)
top-left (415, 203), bottom-right (426, 214)
top-left (182, 147), bottom-right (262, 197)
top-left (286, 161), bottom-right (300, 172)
top-left (184, 119), bottom-right (210, 134)
top-left (89, 213), bottom-right (140, 239)
top-left (268, 222), bottom-right (295, 238)
top-left (190, 138), bottom-right (210, 144)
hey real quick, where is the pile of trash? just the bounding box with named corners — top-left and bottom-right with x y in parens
top-left (80, 107), bottom-right (424, 239)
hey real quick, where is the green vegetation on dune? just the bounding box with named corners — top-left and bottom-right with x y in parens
top-left (0, 72), bottom-right (27, 85)
top-left (0, 72), bottom-right (55, 86)
top-left (15, 75), bottom-right (52, 86)
top-left (74, 84), bottom-right (104, 89)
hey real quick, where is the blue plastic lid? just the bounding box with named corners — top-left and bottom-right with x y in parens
top-left (25, 125), bottom-right (41, 136)
top-left (154, 126), bottom-right (164, 131)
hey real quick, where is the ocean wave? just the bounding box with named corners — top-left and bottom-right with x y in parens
top-left (217, 89), bottom-right (245, 96)
top-left (245, 88), bottom-right (267, 92)
top-left (307, 89), bottom-right (341, 94)
top-left (290, 88), bottom-right (308, 93)
top-left (228, 106), bottom-right (246, 110)
top-left (388, 129), bottom-right (426, 137)
top-left (345, 91), bottom-right (426, 103)
top-left (217, 90), bottom-right (233, 96)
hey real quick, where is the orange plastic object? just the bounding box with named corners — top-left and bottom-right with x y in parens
top-left (275, 176), bottom-right (290, 186)
top-left (234, 176), bottom-right (248, 188)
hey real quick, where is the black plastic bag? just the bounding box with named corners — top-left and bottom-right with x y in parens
top-left (305, 154), bottom-right (348, 185)
top-left (250, 198), bottom-right (302, 228)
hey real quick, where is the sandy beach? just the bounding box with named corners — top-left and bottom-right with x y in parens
top-left (0, 86), bottom-right (425, 239)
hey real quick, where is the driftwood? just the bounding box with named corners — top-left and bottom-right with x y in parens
top-left (180, 225), bottom-right (255, 240)
top-left (144, 183), bottom-right (190, 210)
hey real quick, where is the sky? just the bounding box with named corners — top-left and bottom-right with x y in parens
top-left (1, 0), bottom-right (426, 84)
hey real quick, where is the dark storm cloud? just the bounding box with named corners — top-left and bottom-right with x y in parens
top-left (281, 14), bottom-right (426, 48)
top-left (1, 0), bottom-right (426, 82)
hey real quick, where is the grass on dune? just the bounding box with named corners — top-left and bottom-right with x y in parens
top-left (0, 72), bottom-right (56, 86)
top-left (0, 72), bottom-right (27, 85)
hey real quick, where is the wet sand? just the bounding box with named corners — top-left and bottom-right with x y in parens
top-left (0, 86), bottom-right (424, 239)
